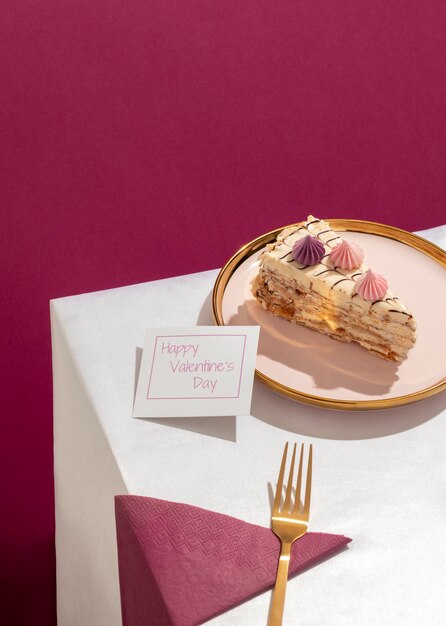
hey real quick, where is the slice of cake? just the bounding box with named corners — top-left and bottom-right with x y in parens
top-left (252, 216), bottom-right (416, 362)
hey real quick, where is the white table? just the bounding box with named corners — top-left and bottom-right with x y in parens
top-left (52, 225), bottom-right (446, 626)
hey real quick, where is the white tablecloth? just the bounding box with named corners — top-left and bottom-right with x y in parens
top-left (51, 225), bottom-right (446, 626)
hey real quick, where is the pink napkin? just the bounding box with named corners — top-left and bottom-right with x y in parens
top-left (115, 495), bottom-right (351, 626)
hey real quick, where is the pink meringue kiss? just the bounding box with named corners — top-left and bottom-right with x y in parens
top-left (292, 235), bottom-right (325, 265)
top-left (355, 269), bottom-right (388, 301)
top-left (329, 239), bottom-right (364, 270)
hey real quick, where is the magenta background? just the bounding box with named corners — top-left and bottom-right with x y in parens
top-left (1, 1), bottom-right (446, 624)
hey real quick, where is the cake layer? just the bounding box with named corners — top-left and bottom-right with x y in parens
top-left (253, 216), bottom-right (417, 362)
top-left (253, 272), bottom-right (411, 361)
top-left (258, 268), bottom-right (415, 343)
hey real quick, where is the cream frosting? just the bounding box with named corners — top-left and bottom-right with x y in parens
top-left (355, 269), bottom-right (388, 301)
top-left (292, 234), bottom-right (325, 265)
top-left (329, 239), bottom-right (364, 270)
top-left (260, 215), bottom-right (415, 327)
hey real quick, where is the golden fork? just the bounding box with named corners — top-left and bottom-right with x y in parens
top-left (267, 442), bottom-right (313, 626)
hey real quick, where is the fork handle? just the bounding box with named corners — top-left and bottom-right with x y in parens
top-left (267, 541), bottom-right (292, 626)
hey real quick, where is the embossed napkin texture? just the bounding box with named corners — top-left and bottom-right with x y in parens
top-left (115, 495), bottom-right (351, 626)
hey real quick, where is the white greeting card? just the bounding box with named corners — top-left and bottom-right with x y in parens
top-left (133, 326), bottom-right (260, 418)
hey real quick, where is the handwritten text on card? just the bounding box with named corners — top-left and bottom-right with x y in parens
top-left (162, 340), bottom-right (235, 393)
top-left (147, 335), bottom-right (245, 399)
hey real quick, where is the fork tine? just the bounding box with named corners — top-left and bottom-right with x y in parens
top-left (272, 442), bottom-right (288, 514)
top-left (303, 444), bottom-right (313, 518)
top-left (293, 443), bottom-right (304, 514)
top-left (283, 443), bottom-right (297, 512)
top-left (269, 443), bottom-right (312, 626)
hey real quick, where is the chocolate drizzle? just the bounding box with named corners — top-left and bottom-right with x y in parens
top-left (314, 268), bottom-right (336, 276)
top-left (313, 263), bottom-right (357, 285)
top-left (330, 278), bottom-right (353, 289)
top-left (293, 263), bottom-right (309, 269)
top-left (325, 236), bottom-right (340, 244)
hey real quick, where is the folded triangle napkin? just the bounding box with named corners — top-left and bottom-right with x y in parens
top-left (115, 495), bottom-right (351, 626)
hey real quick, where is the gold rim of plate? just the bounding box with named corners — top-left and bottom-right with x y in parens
top-left (212, 218), bottom-right (446, 411)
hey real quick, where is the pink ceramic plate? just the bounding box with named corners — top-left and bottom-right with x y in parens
top-left (213, 220), bottom-right (446, 410)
